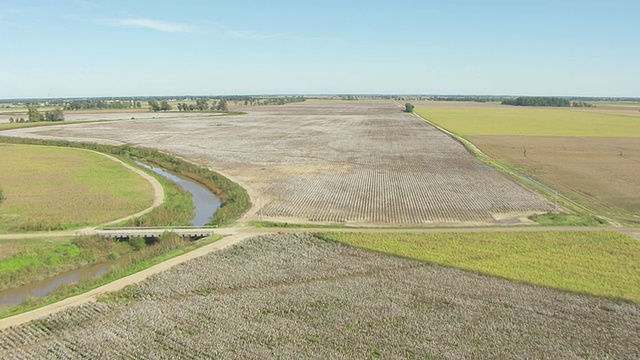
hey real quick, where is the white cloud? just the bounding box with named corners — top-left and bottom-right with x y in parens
top-left (105, 18), bottom-right (194, 33)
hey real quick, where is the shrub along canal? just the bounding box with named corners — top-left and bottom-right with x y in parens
top-left (136, 162), bottom-right (221, 226)
top-left (0, 164), bottom-right (221, 308)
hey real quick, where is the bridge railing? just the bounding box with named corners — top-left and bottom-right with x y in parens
top-left (101, 226), bottom-right (219, 231)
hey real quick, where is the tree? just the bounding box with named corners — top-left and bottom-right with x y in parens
top-left (148, 99), bottom-right (161, 112)
top-left (216, 99), bottom-right (228, 111)
top-left (27, 106), bottom-right (44, 122)
top-left (0, 187), bottom-right (4, 205)
top-left (404, 103), bottom-right (415, 113)
top-left (44, 108), bottom-right (64, 121)
top-left (159, 100), bottom-right (172, 111)
top-left (196, 99), bottom-right (209, 111)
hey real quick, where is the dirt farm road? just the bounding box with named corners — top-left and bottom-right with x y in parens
top-left (0, 224), bottom-right (638, 330)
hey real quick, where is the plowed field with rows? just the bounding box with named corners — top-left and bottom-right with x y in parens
top-left (1, 234), bottom-right (637, 359)
top-left (3, 101), bottom-right (552, 225)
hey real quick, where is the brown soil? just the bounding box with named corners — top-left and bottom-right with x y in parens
top-left (471, 136), bottom-right (640, 222)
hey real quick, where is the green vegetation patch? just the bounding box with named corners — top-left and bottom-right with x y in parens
top-left (121, 170), bottom-right (194, 227)
top-left (321, 231), bottom-right (640, 302)
top-left (0, 236), bottom-right (130, 291)
top-left (0, 233), bottom-right (223, 319)
top-left (415, 107), bottom-right (640, 137)
top-left (0, 144), bottom-right (155, 232)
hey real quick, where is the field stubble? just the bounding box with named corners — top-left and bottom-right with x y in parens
top-left (0, 234), bottom-right (637, 358)
top-left (2, 101), bottom-right (553, 226)
top-left (472, 136), bottom-right (640, 222)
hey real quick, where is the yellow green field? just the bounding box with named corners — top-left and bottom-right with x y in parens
top-left (0, 144), bottom-right (155, 232)
top-left (415, 107), bottom-right (640, 137)
top-left (321, 232), bottom-right (640, 303)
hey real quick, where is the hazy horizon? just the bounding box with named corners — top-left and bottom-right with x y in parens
top-left (1, 0), bottom-right (638, 99)
top-left (2, 93), bottom-right (639, 102)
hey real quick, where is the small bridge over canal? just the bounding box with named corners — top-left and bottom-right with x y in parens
top-left (96, 227), bottom-right (219, 240)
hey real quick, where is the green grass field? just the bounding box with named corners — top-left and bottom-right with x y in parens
top-left (415, 107), bottom-right (640, 137)
top-left (321, 232), bottom-right (640, 303)
top-left (0, 144), bottom-right (155, 232)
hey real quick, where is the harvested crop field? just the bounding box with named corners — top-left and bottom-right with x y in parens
top-left (472, 136), bottom-right (640, 222)
top-left (415, 105), bottom-right (640, 223)
top-left (0, 110), bottom-right (223, 124)
top-left (1, 234), bottom-right (637, 358)
top-left (2, 101), bottom-right (552, 226)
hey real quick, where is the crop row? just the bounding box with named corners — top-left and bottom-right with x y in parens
top-left (261, 159), bottom-right (552, 224)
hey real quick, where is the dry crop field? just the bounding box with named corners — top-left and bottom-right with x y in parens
top-left (0, 234), bottom-right (637, 359)
top-left (415, 103), bottom-right (640, 223)
top-left (2, 101), bottom-right (552, 226)
top-left (0, 110), bottom-right (223, 124)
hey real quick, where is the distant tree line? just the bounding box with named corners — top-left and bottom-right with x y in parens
top-left (64, 99), bottom-right (142, 110)
top-left (502, 97), bottom-right (572, 107)
top-left (176, 99), bottom-right (228, 112)
top-left (429, 96), bottom-right (494, 103)
top-left (2, 95), bottom-right (636, 108)
top-left (9, 106), bottom-right (64, 123)
top-left (246, 96), bottom-right (306, 106)
top-left (572, 101), bottom-right (595, 107)
top-left (174, 96), bottom-right (305, 110)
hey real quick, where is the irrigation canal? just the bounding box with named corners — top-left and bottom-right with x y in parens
top-left (136, 162), bottom-right (221, 226)
top-left (0, 164), bottom-right (222, 307)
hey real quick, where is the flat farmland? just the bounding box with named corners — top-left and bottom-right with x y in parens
top-left (473, 136), bottom-right (640, 222)
top-left (0, 144), bottom-right (155, 232)
top-left (415, 106), bottom-right (640, 137)
top-left (415, 105), bottom-right (640, 223)
top-left (2, 101), bottom-right (552, 226)
top-left (0, 234), bottom-right (637, 358)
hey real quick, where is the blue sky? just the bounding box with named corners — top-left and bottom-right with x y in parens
top-left (0, 0), bottom-right (638, 98)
